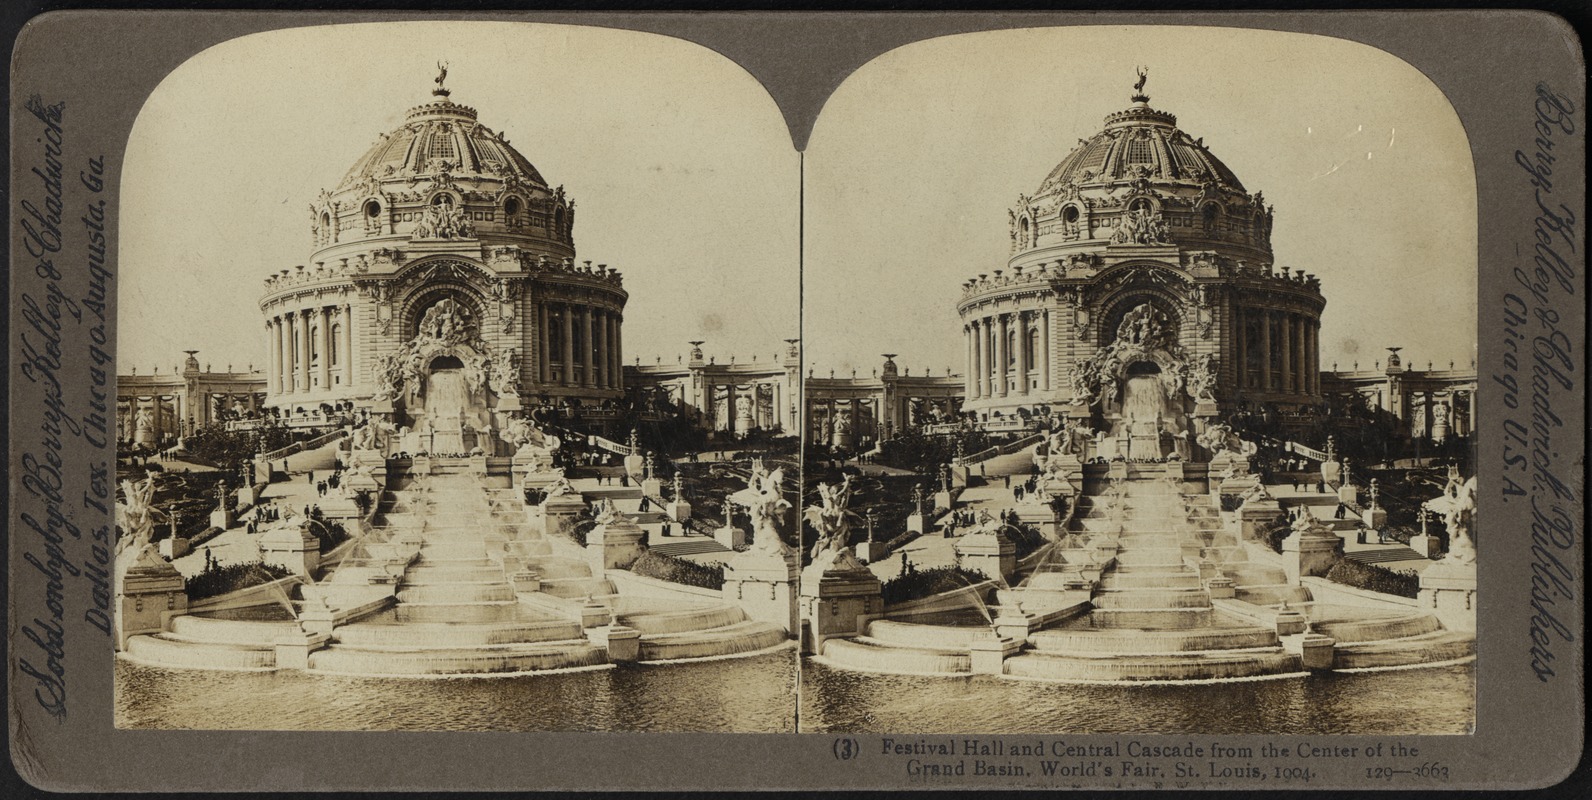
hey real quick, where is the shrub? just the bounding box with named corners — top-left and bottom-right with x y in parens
top-left (630, 550), bottom-right (725, 590)
top-left (1006, 524), bottom-right (1049, 560)
top-left (1325, 558), bottom-right (1421, 599)
top-left (1219, 494), bottom-right (1242, 512)
top-left (881, 564), bottom-right (989, 606)
top-left (184, 561), bottom-right (294, 601)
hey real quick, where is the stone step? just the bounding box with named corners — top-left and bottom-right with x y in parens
top-left (1002, 648), bottom-right (1301, 682)
top-left (638, 620), bottom-right (788, 661)
top-left (124, 634), bottom-right (277, 670)
top-left (1029, 626), bottom-right (1278, 655)
top-left (1091, 588), bottom-right (1212, 610)
top-left (1311, 612), bottom-right (1442, 643)
top-left (1234, 584), bottom-right (1313, 606)
top-left (168, 615), bottom-right (304, 647)
top-left (1097, 572), bottom-right (1203, 590)
top-left (332, 618), bottom-right (585, 647)
top-left (397, 582), bottom-right (517, 604)
top-left (308, 639), bottom-right (608, 675)
top-left (864, 618), bottom-right (991, 649)
top-left (1331, 631), bottom-right (1475, 670)
top-left (618, 604), bottom-right (745, 635)
top-left (1089, 607), bottom-right (1215, 629)
top-left (820, 637), bottom-right (971, 675)
top-left (537, 576), bottom-right (618, 599)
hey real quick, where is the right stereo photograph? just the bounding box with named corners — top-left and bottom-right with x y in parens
top-left (797, 25), bottom-right (1478, 736)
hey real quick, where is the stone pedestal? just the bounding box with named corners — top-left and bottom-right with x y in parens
top-left (623, 453), bottom-right (644, 482)
top-left (992, 605), bottom-right (1040, 642)
top-left (1238, 501), bottom-right (1284, 540)
top-left (587, 515), bottom-right (648, 571)
top-left (933, 489), bottom-right (955, 512)
top-left (969, 635), bottom-right (1022, 675)
top-left (541, 494), bottom-right (587, 539)
top-left (510, 569), bottom-right (542, 593)
top-left (1282, 632), bottom-right (1337, 670)
top-left (210, 505), bottom-right (235, 530)
top-left (580, 599), bottom-right (612, 629)
top-left (516, 467), bottom-right (564, 492)
top-left (641, 478), bottom-right (662, 499)
top-left (723, 547), bottom-right (799, 635)
top-left (714, 524), bottom-right (747, 550)
top-left (1337, 484), bottom-right (1358, 504)
top-left (411, 455), bottom-right (433, 475)
top-left (1362, 506), bottom-right (1387, 529)
top-left (906, 512), bottom-right (925, 535)
top-left (273, 631), bottom-right (330, 670)
top-left (114, 545), bottom-right (188, 651)
top-left (954, 529), bottom-right (1016, 583)
top-left (1418, 559), bottom-right (1477, 632)
top-left (665, 500), bottom-right (692, 523)
top-left (259, 522), bottom-right (322, 578)
top-left (600, 624), bottom-right (642, 662)
top-left (1281, 528), bottom-right (1341, 583)
top-left (855, 540), bottom-right (887, 564)
top-left (1012, 504), bottom-right (1062, 539)
top-left (469, 454), bottom-right (489, 474)
top-left (1274, 608), bottom-right (1308, 635)
top-left (159, 536), bottom-right (191, 561)
top-left (1205, 575), bottom-right (1236, 599)
top-left (1408, 533), bottom-right (1440, 558)
top-left (799, 556), bottom-right (883, 654)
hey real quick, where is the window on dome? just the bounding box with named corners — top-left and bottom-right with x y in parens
top-left (365, 200), bottom-right (381, 218)
top-left (1062, 206), bottom-right (1080, 224)
top-left (504, 197), bottom-right (521, 217)
top-left (1125, 138), bottom-right (1154, 165)
top-left (427, 131), bottom-right (456, 163)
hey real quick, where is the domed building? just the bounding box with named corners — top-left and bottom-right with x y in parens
top-left (958, 76), bottom-right (1326, 447)
top-left (259, 72), bottom-right (627, 447)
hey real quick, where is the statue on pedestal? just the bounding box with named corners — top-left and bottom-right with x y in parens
top-left (115, 477), bottom-right (160, 557)
top-left (731, 460), bottom-right (793, 556)
top-left (1422, 471), bottom-right (1477, 566)
top-left (804, 476), bottom-right (865, 571)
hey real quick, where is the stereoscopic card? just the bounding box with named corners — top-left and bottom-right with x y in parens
top-left (7, 8), bottom-right (1585, 793)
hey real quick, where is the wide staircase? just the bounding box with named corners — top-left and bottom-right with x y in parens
top-left (1004, 479), bottom-right (1299, 682)
top-left (816, 468), bottom-right (1474, 682)
top-left (126, 468), bottom-right (788, 675)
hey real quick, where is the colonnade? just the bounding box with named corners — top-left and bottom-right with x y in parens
top-left (267, 303), bottom-right (354, 396)
top-left (537, 301), bottom-right (622, 391)
top-left (964, 309), bottom-right (1052, 400)
top-left (1235, 306), bottom-right (1319, 397)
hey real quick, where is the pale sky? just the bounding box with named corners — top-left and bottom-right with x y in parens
top-left (803, 26), bottom-right (1479, 378)
top-left (120, 22), bottom-right (799, 375)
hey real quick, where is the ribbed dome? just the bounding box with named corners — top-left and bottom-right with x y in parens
top-left (1039, 101), bottom-right (1244, 192)
top-left (339, 96), bottom-right (547, 189)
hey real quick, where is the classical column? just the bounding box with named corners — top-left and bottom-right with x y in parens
top-left (1016, 311), bottom-right (1030, 396)
top-left (968, 323), bottom-right (982, 399)
top-left (1310, 320), bottom-right (1320, 396)
top-left (537, 303), bottom-right (550, 384)
top-left (595, 308), bottom-right (610, 389)
top-left (1040, 310), bottom-right (1052, 392)
top-left (581, 305), bottom-right (595, 387)
top-left (280, 314), bottom-right (294, 395)
top-left (996, 314), bottom-right (1010, 398)
top-left (1279, 311), bottom-right (1293, 395)
top-left (1259, 309), bottom-right (1272, 393)
top-left (267, 318), bottom-right (280, 395)
top-left (1235, 307), bottom-right (1247, 391)
top-left (341, 304), bottom-right (353, 389)
top-left (317, 306), bottom-right (332, 391)
top-left (299, 309), bottom-right (313, 394)
top-left (560, 303), bottom-right (574, 387)
top-left (608, 313), bottom-right (620, 391)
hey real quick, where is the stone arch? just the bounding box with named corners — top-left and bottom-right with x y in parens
top-left (1099, 289), bottom-right (1184, 346)
top-left (399, 281), bottom-right (488, 341)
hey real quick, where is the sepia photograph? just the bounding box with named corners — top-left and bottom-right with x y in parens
top-left (110, 21), bottom-right (801, 732)
top-left (798, 26), bottom-right (1479, 735)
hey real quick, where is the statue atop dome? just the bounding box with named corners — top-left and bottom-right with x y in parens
top-left (433, 60), bottom-right (450, 97)
top-left (1132, 65), bottom-right (1149, 103)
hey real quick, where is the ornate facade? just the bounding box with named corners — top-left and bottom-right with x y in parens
top-left (628, 340), bottom-right (802, 435)
top-left (959, 78), bottom-right (1325, 448)
top-left (258, 73), bottom-right (626, 439)
top-left (804, 356), bottom-right (964, 450)
top-left (115, 353), bottom-right (266, 447)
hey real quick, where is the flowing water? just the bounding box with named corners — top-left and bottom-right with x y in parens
top-left (800, 658), bottom-right (1474, 734)
top-left (116, 650), bottom-right (797, 732)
